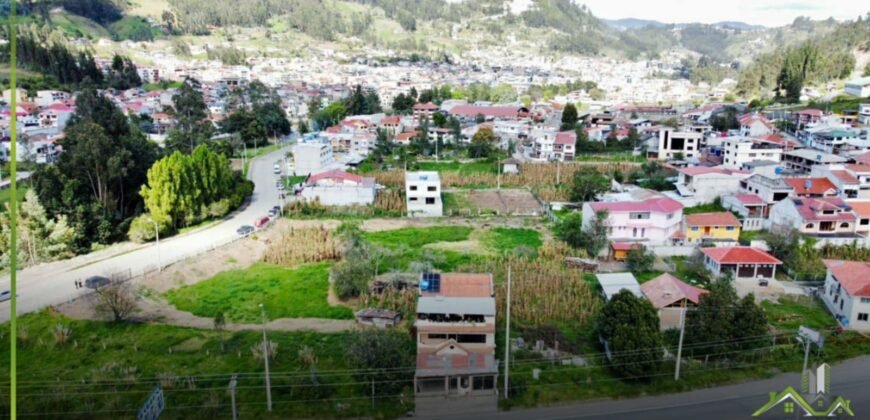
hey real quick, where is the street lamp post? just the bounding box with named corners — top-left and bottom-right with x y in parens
top-left (259, 303), bottom-right (273, 411)
top-left (150, 218), bottom-right (162, 272)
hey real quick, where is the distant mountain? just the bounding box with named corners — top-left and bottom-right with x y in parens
top-left (604, 17), bottom-right (765, 32)
top-left (603, 18), bottom-right (669, 31)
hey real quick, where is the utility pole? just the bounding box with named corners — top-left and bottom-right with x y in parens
top-left (259, 304), bottom-right (272, 411)
top-left (503, 266), bottom-right (512, 399)
top-left (229, 374), bottom-right (238, 420)
top-left (556, 160), bottom-right (561, 184)
top-left (151, 217), bottom-right (162, 272)
top-left (497, 158), bottom-right (501, 191)
top-left (674, 306), bottom-right (687, 381)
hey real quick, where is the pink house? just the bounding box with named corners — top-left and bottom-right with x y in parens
top-left (581, 197), bottom-right (684, 247)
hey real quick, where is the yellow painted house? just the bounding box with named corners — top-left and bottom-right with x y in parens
top-left (683, 212), bottom-right (741, 243)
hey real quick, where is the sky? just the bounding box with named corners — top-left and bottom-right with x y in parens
top-left (574, 0), bottom-right (868, 27)
top-left (498, 0), bottom-right (868, 27)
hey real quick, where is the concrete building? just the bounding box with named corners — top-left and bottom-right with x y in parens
top-left (406, 171), bottom-right (443, 217)
top-left (414, 273), bottom-right (498, 405)
top-left (292, 142), bottom-right (334, 176)
top-left (844, 77), bottom-right (870, 97)
top-left (582, 197), bottom-right (683, 246)
top-left (821, 260), bottom-right (870, 332)
top-left (811, 163), bottom-right (870, 200)
top-left (654, 129), bottom-right (702, 160)
top-left (673, 166), bottom-right (751, 204)
top-left (299, 169), bottom-right (376, 206)
top-left (721, 137), bottom-right (783, 170)
top-left (782, 149), bottom-right (847, 174)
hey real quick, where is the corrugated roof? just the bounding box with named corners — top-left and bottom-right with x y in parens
top-left (597, 273), bottom-right (642, 301)
top-left (417, 297), bottom-right (495, 316)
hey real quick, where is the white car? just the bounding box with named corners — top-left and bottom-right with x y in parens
top-left (0, 290), bottom-right (12, 303)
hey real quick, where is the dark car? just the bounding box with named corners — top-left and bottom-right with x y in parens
top-left (237, 225), bottom-right (255, 236)
top-left (268, 205), bottom-right (281, 217)
top-left (84, 276), bottom-right (111, 290)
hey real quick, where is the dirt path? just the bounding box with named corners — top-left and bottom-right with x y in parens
top-left (59, 294), bottom-right (356, 333)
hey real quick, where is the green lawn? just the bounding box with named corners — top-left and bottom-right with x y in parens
top-left (483, 227), bottom-right (542, 254)
top-left (0, 186), bottom-right (27, 212)
top-left (762, 296), bottom-right (837, 331)
top-left (0, 310), bottom-right (411, 418)
top-left (739, 229), bottom-right (765, 244)
top-left (574, 152), bottom-right (645, 162)
top-left (165, 262), bottom-right (353, 323)
top-left (143, 80), bottom-right (183, 92)
top-left (363, 226), bottom-right (473, 249)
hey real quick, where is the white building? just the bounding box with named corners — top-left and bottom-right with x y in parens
top-left (654, 129), bottom-right (702, 160)
top-left (673, 166), bottom-right (751, 204)
top-left (406, 171), bottom-right (443, 217)
top-left (821, 260), bottom-right (870, 332)
top-left (845, 77), bottom-right (870, 97)
top-left (300, 169), bottom-right (375, 206)
top-left (782, 149), bottom-right (848, 174)
top-left (292, 142), bottom-right (334, 176)
top-left (720, 137), bottom-right (783, 170)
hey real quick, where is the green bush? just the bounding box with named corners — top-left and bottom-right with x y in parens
top-left (127, 214), bottom-right (162, 243)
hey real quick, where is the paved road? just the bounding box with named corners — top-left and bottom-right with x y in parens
top-left (441, 356), bottom-right (870, 420)
top-left (0, 147), bottom-right (289, 322)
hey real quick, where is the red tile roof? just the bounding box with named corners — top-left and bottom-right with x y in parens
top-left (792, 197), bottom-right (856, 222)
top-left (640, 273), bottom-right (708, 308)
top-left (830, 170), bottom-right (860, 184)
top-left (589, 197), bottom-right (683, 214)
top-left (785, 177), bottom-right (836, 196)
top-left (381, 115), bottom-right (401, 125)
top-left (421, 273), bottom-right (493, 298)
top-left (307, 169), bottom-right (363, 185)
top-left (796, 109), bottom-right (823, 117)
top-left (701, 246), bottom-right (781, 264)
top-left (735, 193), bottom-right (765, 206)
top-left (738, 113), bottom-right (773, 130)
top-left (854, 152), bottom-right (870, 165)
top-left (413, 102), bottom-right (438, 111)
top-left (847, 201), bottom-right (870, 217)
top-left (449, 105), bottom-right (524, 118)
top-left (555, 130), bottom-right (576, 146)
top-left (685, 212), bottom-right (741, 227)
top-left (823, 260), bottom-right (870, 297)
top-left (678, 166), bottom-right (749, 177)
top-left (845, 164), bottom-right (870, 174)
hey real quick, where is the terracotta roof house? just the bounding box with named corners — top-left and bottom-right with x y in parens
top-left (784, 177), bottom-right (838, 197)
top-left (847, 200), bottom-right (870, 235)
top-left (701, 246), bottom-right (781, 280)
top-left (640, 273), bottom-right (709, 329)
top-left (769, 196), bottom-right (857, 238)
top-left (821, 260), bottom-right (870, 331)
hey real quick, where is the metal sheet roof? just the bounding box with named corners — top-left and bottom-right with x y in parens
top-left (417, 297), bottom-right (496, 316)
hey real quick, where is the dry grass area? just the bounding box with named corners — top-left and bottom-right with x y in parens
top-left (263, 226), bottom-right (341, 267)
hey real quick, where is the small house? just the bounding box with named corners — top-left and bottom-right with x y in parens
top-left (355, 308), bottom-right (401, 328)
top-left (701, 246), bottom-right (782, 281)
top-left (640, 273), bottom-right (708, 329)
top-left (596, 273), bottom-right (642, 301)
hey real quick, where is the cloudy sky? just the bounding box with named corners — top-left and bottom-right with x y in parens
top-left (575, 0), bottom-right (867, 27)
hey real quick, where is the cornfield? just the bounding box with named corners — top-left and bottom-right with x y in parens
top-left (817, 242), bottom-right (870, 262)
top-left (365, 162), bottom-right (639, 193)
top-left (458, 256), bottom-right (600, 327)
top-left (263, 227), bottom-right (341, 267)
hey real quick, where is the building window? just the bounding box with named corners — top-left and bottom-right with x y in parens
top-left (629, 212), bottom-right (650, 220)
top-left (726, 226), bottom-right (735, 231)
top-left (861, 297), bottom-right (870, 304)
top-left (841, 300), bottom-right (845, 311)
top-left (410, 185), bottom-right (418, 191)
top-left (691, 227), bottom-right (699, 231)
top-left (806, 223), bottom-right (814, 229)
top-left (427, 186), bottom-right (437, 192)
top-left (861, 219), bottom-right (869, 226)
top-left (840, 223), bottom-right (850, 228)
top-left (859, 313), bottom-right (869, 322)
top-left (784, 402), bottom-right (795, 414)
top-left (425, 197), bottom-right (435, 205)
top-left (409, 197), bottom-right (418, 201)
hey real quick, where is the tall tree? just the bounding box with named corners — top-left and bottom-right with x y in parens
top-left (569, 167), bottom-right (610, 202)
top-left (561, 102), bottom-right (578, 130)
top-left (597, 289), bottom-right (663, 379)
top-left (166, 79), bottom-right (213, 153)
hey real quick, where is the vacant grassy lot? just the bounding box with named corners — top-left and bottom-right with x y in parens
top-left (483, 227), bottom-right (542, 254)
top-left (0, 185), bottom-right (27, 212)
top-left (364, 226), bottom-right (473, 249)
top-left (166, 262), bottom-right (353, 322)
top-left (0, 310), bottom-right (412, 418)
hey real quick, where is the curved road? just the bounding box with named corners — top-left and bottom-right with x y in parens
top-left (432, 356), bottom-right (870, 420)
top-left (0, 147), bottom-right (288, 322)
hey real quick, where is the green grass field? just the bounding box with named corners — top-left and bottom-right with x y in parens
top-left (166, 262), bottom-right (353, 323)
top-left (0, 186), bottom-right (27, 212)
top-left (483, 227), bottom-right (542, 254)
top-left (363, 226), bottom-right (472, 249)
top-left (0, 310), bottom-right (411, 418)
top-left (682, 200), bottom-right (727, 215)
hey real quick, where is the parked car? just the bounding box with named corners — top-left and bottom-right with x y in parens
top-left (84, 275), bottom-right (111, 289)
top-left (273, 163), bottom-right (281, 174)
top-left (236, 225), bottom-right (255, 236)
top-left (268, 206), bottom-right (281, 217)
top-left (0, 290), bottom-right (11, 303)
top-left (254, 216), bottom-right (270, 228)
